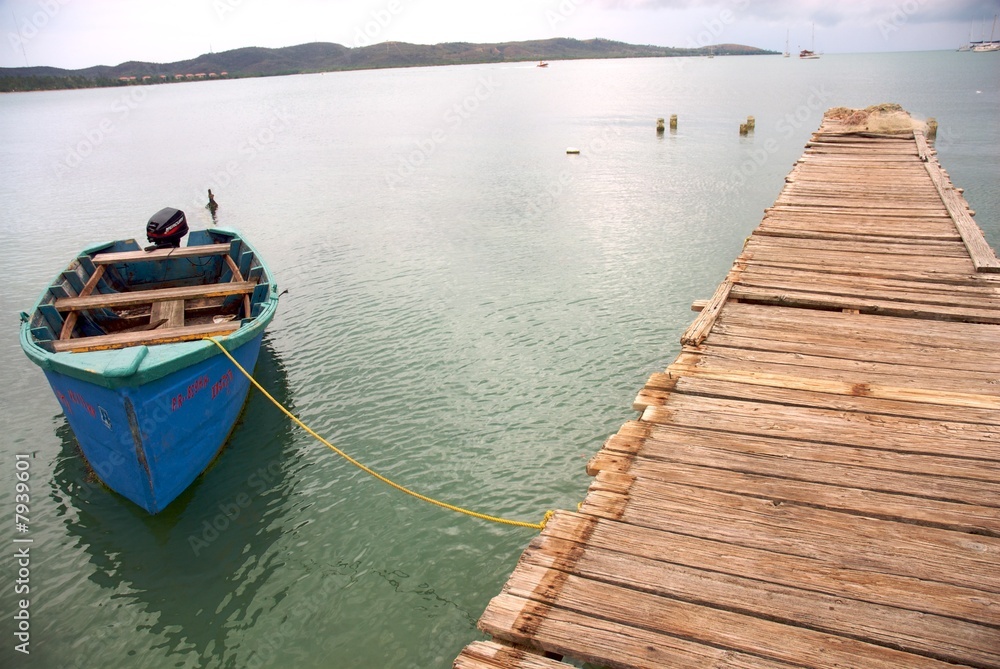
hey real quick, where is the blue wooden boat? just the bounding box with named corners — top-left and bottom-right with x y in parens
top-left (19, 209), bottom-right (280, 514)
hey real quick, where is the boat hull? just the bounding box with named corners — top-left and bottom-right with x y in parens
top-left (43, 332), bottom-right (264, 513)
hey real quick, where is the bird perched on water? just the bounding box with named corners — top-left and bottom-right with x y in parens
top-left (206, 189), bottom-right (219, 222)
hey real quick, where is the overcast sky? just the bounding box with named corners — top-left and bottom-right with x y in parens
top-left (2, 0), bottom-right (999, 69)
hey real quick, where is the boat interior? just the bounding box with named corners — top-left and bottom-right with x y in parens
top-left (26, 230), bottom-right (270, 354)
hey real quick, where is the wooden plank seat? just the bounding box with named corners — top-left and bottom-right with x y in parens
top-left (91, 243), bottom-right (232, 265)
top-left (51, 321), bottom-right (241, 353)
top-left (54, 281), bottom-right (257, 312)
top-left (149, 299), bottom-right (185, 328)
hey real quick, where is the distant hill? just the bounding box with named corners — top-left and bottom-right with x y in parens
top-left (0, 38), bottom-right (777, 92)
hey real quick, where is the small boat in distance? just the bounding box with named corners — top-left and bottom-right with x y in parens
top-left (19, 208), bottom-right (280, 514)
top-left (537, 60), bottom-right (548, 67)
top-left (971, 15), bottom-right (1000, 51)
top-left (784, 29), bottom-right (790, 57)
top-left (800, 23), bottom-right (820, 59)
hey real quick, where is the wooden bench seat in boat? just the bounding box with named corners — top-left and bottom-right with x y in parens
top-left (91, 243), bottom-right (233, 264)
top-left (54, 281), bottom-right (257, 312)
top-left (51, 321), bottom-right (242, 353)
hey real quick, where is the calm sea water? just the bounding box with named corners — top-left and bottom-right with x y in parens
top-left (1, 51), bottom-right (998, 669)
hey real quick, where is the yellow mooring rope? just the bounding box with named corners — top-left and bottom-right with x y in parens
top-left (206, 337), bottom-right (553, 531)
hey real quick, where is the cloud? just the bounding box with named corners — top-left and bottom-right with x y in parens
top-left (594, 0), bottom-right (1000, 27)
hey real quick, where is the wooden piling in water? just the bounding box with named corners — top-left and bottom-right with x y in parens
top-left (669, 114), bottom-right (677, 130)
top-left (454, 106), bottom-right (1000, 669)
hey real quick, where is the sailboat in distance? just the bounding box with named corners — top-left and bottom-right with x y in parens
top-left (799, 23), bottom-right (820, 59)
top-left (784, 29), bottom-right (790, 57)
top-left (971, 15), bottom-right (1000, 51)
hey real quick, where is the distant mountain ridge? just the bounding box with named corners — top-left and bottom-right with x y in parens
top-left (1, 38), bottom-right (776, 92)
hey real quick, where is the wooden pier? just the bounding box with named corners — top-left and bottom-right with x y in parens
top-left (455, 109), bottom-right (1000, 668)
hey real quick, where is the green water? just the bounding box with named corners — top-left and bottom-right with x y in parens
top-left (1, 51), bottom-right (998, 668)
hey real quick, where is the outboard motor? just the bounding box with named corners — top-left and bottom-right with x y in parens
top-left (145, 207), bottom-right (189, 250)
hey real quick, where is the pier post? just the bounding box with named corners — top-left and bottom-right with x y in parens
top-left (926, 117), bottom-right (938, 140)
top-left (656, 118), bottom-right (665, 134)
top-left (669, 114), bottom-right (677, 130)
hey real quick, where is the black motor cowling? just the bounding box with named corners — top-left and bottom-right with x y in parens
top-left (145, 207), bottom-right (189, 249)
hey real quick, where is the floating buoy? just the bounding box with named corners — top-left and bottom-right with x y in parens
top-left (566, 147), bottom-right (580, 154)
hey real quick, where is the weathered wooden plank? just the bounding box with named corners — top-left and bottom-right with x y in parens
top-left (55, 281), bottom-right (256, 311)
top-left (680, 263), bottom-right (743, 346)
top-left (659, 381), bottom-right (1000, 438)
top-left (541, 512), bottom-right (1000, 628)
top-left (601, 420), bottom-right (1000, 498)
top-left (494, 564), bottom-right (976, 669)
top-left (149, 299), bottom-right (185, 328)
top-left (913, 128), bottom-right (934, 161)
top-left (755, 225), bottom-right (962, 244)
top-left (622, 458), bottom-right (1000, 534)
top-left (50, 322), bottom-right (240, 353)
top-left (92, 243), bottom-right (232, 264)
top-left (919, 135), bottom-right (1000, 273)
top-left (744, 234), bottom-right (969, 258)
top-left (765, 204), bottom-right (959, 220)
top-left (797, 153), bottom-right (921, 163)
top-left (520, 535), bottom-right (1000, 666)
top-left (657, 375), bottom-right (1000, 425)
top-left (223, 254), bottom-right (253, 317)
top-left (730, 284), bottom-right (1000, 324)
top-left (688, 341), bottom-right (1000, 389)
top-left (739, 263), bottom-right (1000, 300)
top-left (644, 384), bottom-right (1000, 452)
top-left (705, 331), bottom-right (1000, 375)
top-left (715, 301), bottom-right (1000, 353)
top-left (741, 243), bottom-right (977, 274)
top-left (761, 211), bottom-right (956, 229)
top-left (454, 642), bottom-right (570, 669)
top-left (733, 273), bottom-right (1000, 314)
top-left (780, 184), bottom-right (938, 196)
top-left (742, 257), bottom-right (996, 287)
top-left (670, 346), bottom-right (1000, 398)
top-left (480, 593), bottom-right (802, 669)
top-left (784, 179), bottom-right (938, 190)
top-left (773, 195), bottom-right (947, 212)
top-left (663, 360), bottom-right (1000, 410)
top-left (582, 472), bottom-right (1000, 593)
top-left (59, 263), bottom-right (106, 340)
